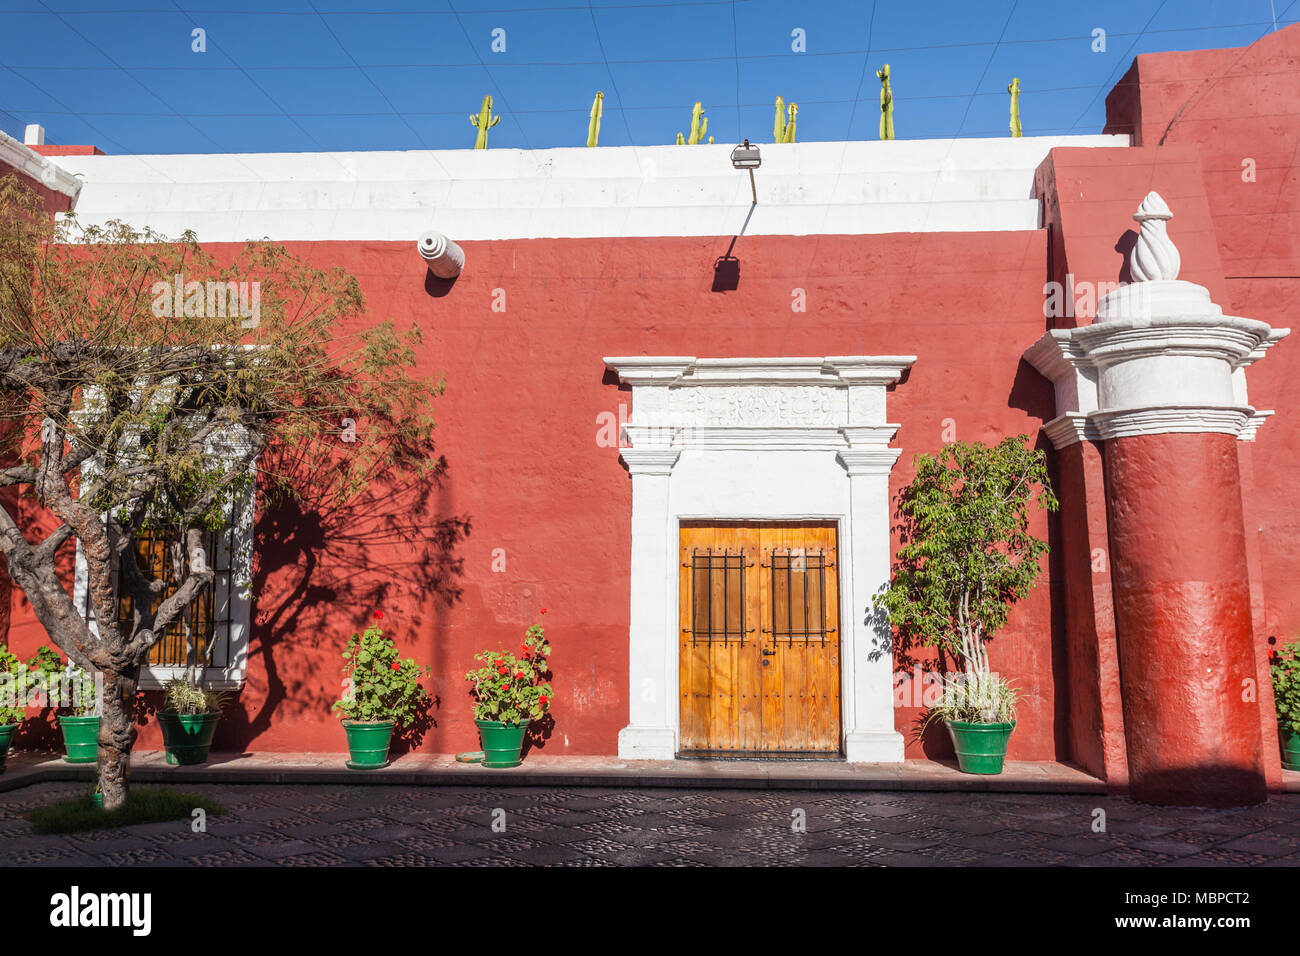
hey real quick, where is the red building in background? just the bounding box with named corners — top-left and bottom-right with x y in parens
top-left (1, 25), bottom-right (1296, 805)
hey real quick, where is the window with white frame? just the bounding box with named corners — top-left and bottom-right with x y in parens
top-left (73, 438), bottom-right (255, 691)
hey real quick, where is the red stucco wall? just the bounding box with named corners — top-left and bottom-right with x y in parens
top-left (3, 24), bottom-right (1297, 771)
top-left (4, 230), bottom-right (1068, 761)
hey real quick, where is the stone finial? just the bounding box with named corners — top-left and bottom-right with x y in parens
top-left (1129, 191), bottom-right (1181, 282)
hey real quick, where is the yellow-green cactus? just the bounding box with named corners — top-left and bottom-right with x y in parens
top-left (587, 91), bottom-right (604, 147)
top-left (1008, 77), bottom-right (1022, 138)
top-left (877, 64), bottom-right (894, 140)
top-left (470, 94), bottom-right (500, 149)
top-left (773, 96), bottom-right (797, 143)
top-left (676, 101), bottom-right (713, 145)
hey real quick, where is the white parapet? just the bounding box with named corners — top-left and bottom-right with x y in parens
top-left (43, 134), bottom-right (1128, 242)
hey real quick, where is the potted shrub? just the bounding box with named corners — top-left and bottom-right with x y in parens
top-left (332, 612), bottom-right (430, 769)
top-left (29, 646), bottom-right (100, 764)
top-left (1272, 639), bottom-right (1300, 772)
top-left (0, 646), bottom-right (31, 773)
top-left (157, 677), bottom-right (227, 766)
top-left (873, 436), bottom-right (1058, 775)
top-left (465, 615), bottom-right (553, 768)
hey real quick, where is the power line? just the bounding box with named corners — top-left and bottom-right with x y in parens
top-left (446, 0), bottom-right (533, 151)
top-left (305, 0), bottom-right (453, 173)
top-left (7, 20), bottom-right (1289, 71)
top-left (0, 1), bottom-right (759, 13)
top-left (162, 0), bottom-right (376, 175)
top-left (1066, 0), bottom-right (1170, 132)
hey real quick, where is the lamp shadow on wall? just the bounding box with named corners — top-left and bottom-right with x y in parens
top-left (221, 449), bottom-right (471, 755)
top-left (711, 202), bottom-right (758, 293)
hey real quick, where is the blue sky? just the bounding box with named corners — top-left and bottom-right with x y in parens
top-left (0, 0), bottom-right (1295, 153)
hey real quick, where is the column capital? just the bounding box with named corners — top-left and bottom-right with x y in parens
top-left (1041, 412), bottom-right (1102, 449)
top-left (619, 447), bottom-right (680, 476)
top-left (1024, 194), bottom-right (1288, 445)
top-left (837, 447), bottom-right (902, 477)
top-left (1091, 405), bottom-right (1253, 440)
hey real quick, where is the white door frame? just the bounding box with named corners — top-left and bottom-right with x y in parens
top-left (605, 356), bottom-right (915, 762)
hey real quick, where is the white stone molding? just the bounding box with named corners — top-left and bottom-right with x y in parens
top-left (604, 356), bottom-right (915, 762)
top-left (0, 127), bottom-right (83, 203)
top-left (1024, 193), bottom-right (1289, 447)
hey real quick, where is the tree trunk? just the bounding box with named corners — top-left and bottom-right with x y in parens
top-left (97, 666), bottom-right (138, 810)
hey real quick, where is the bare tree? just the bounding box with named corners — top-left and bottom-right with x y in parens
top-left (0, 176), bottom-right (442, 808)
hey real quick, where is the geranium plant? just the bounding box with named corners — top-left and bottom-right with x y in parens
top-left (0, 646), bottom-right (30, 725)
top-left (1271, 640), bottom-right (1300, 736)
top-left (332, 614), bottom-right (431, 727)
top-left (28, 646), bottom-right (99, 717)
top-left (465, 620), bottom-right (553, 726)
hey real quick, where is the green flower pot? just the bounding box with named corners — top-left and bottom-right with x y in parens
top-left (1281, 725), bottom-right (1300, 773)
top-left (59, 715), bottom-right (100, 764)
top-left (157, 711), bottom-right (221, 766)
top-left (946, 719), bottom-right (1015, 775)
top-left (342, 719), bottom-right (394, 770)
top-left (0, 722), bottom-right (16, 774)
top-left (475, 718), bottom-right (530, 769)
top-left (92, 792), bottom-right (103, 808)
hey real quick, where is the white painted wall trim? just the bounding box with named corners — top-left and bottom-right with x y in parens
top-left (0, 127), bottom-right (83, 202)
top-left (48, 134), bottom-right (1128, 242)
top-left (605, 355), bottom-right (915, 762)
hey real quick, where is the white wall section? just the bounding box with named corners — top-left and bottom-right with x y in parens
top-left (46, 135), bottom-right (1127, 242)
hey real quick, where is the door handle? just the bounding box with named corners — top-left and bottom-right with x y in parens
top-left (761, 649), bottom-right (776, 656)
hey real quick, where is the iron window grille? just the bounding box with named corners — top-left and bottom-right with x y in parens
top-left (684, 548), bottom-right (753, 645)
top-left (766, 549), bottom-right (835, 644)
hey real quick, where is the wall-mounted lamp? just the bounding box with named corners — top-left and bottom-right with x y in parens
top-left (730, 140), bottom-right (761, 204)
top-left (418, 230), bottom-right (465, 279)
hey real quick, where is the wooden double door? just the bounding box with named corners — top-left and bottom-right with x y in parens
top-left (678, 521), bottom-right (842, 756)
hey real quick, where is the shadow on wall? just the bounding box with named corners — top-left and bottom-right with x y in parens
top-left (221, 457), bottom-right (471, 752)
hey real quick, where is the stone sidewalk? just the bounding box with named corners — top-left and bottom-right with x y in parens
top-left (3, 781), bottom-right (1299, 867)
top-left (0, 750), bottom-right (1121, 793)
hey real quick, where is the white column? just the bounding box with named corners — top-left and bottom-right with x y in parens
top-left (837, 445), bottom-right (905, 762)
top-left (617, 446), bottom-right (680, 759)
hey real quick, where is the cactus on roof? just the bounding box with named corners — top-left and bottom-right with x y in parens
top-left (774, 96), bottom-right (798, 143)
top-left (677, 102), bottom-right (713, 145)
top-left (470, 94), bottom-right (501, 149)
top-left (877, 64), bottom-right (894, 140)
top-left (587, 91), bottom-right (604, 147)
top-left (1008, 77), bottom-right (1022, 138)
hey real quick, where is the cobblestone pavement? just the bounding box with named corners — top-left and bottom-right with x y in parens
top-left (2, 782), bottom-right (1299, 866)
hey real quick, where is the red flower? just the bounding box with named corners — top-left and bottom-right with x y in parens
top-left (539, 695), bottom-right (549, 705)
top-left (391, 661), bottom-right (401, 672)
top-left (516, 672), bottom-right (525, 679)
top-left (540, 608), bottom-right (548, 615)
top-left (374, 611), bottom-right (383, 620)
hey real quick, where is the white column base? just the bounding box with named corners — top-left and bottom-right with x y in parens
top-left (844, 729), bottom-right (906, 763)
top-left (618, 725), bottom-right (677, 760)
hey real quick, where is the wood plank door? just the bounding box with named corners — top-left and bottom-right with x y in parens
top-left (679, 521), bottom-right (841, 756)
